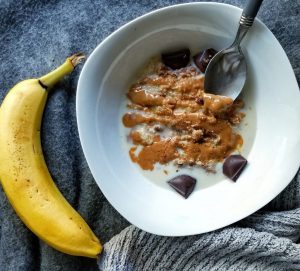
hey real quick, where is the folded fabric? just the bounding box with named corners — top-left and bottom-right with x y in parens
top-left (100, 223), bottom-right (300, 270)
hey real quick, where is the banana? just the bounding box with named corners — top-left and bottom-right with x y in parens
top-left (0, 54), bottom-right (102, 258)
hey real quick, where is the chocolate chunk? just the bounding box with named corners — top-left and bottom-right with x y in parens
top-left (223, 155), bottom-right (247, 181)
top-left (162, 49), bottom-right (190, 69)
top-left (168, 175), bottom-right (196, 199)
top-left (193, 48), bottom-right (217, 73)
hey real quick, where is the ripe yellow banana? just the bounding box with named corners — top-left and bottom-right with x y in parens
top-left (0, 54), bottom-right (102, 258)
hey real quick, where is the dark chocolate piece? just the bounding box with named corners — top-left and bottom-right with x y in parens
top-left (223, 155), bottom-right (247, 182)
top-left (168, 175), bottom-right (196, 199)
top-left (162, 49), bottom-right (190, 69)
top-left (193, 48), bottom-right (217, 73)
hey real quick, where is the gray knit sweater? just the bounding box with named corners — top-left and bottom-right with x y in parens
top-left (0, 0), bottom-right (299, 270)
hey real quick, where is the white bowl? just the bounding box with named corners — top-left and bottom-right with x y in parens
top-left (76, 2), bottom-right (300, 236)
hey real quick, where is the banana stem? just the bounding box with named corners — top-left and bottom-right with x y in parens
top-left (39, 53), bottom-right (85, 89)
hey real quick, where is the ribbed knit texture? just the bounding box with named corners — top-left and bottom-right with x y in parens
top-left (0, 0), bottom-right (299, 270)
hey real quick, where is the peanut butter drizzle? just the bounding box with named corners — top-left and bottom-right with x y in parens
top-left (123, 62), bottom-right (245, 171)
top-left (129, 147), bottom-right (138, 163)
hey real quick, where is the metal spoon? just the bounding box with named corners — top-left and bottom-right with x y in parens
top-left (204, 0), bottom-right (264, 100)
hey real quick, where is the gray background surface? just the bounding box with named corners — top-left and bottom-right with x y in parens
top-left (0, 0), bottom-right (299, 270)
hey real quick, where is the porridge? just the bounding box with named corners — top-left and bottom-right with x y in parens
top-left (122, 49), bottom-right (245, 172)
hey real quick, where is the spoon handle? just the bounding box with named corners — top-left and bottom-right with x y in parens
top-left (231, 0), bottom-right (264, 47)
top-left (241, 0), bottom-right (264, 26)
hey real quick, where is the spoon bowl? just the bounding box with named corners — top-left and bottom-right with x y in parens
top-left (205, 46), bottom-right (246, 100)
top-left (204, 0), bottom-right (263, 100)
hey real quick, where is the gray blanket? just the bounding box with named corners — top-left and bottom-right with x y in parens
top-left (0, 0), bottom-right (299, 270)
